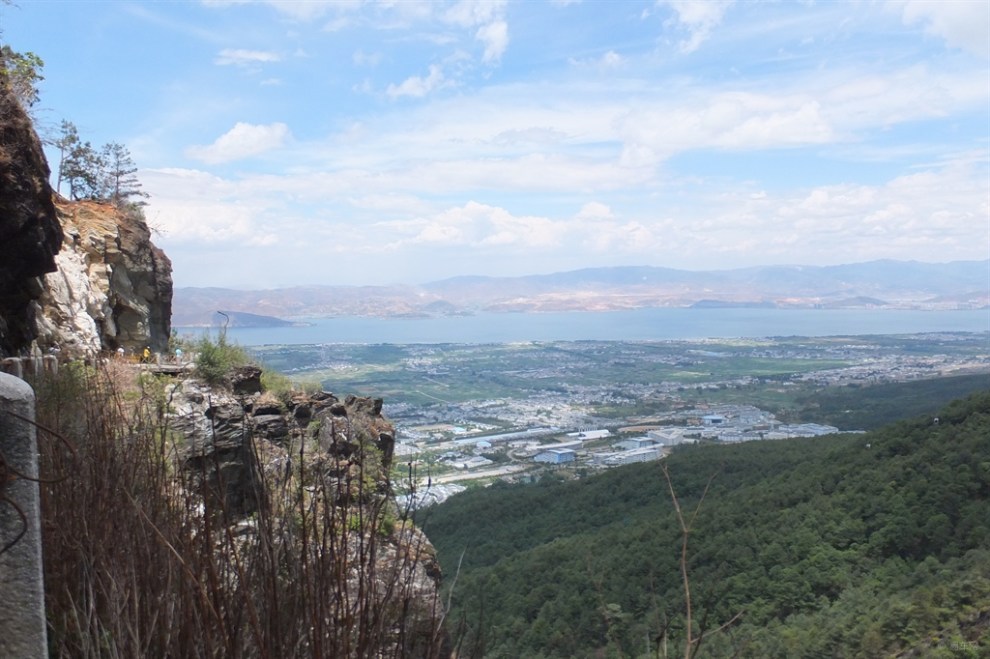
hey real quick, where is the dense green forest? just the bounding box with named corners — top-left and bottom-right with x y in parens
top-left (420, 392), bottom-right (990, 658)
top-left (790, 372), bottom-right (990, 430)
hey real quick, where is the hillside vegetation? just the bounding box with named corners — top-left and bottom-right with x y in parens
top-left (421, 392), bottom-right (990, 658)
top-left (790, 372), bottom-right (990, 430)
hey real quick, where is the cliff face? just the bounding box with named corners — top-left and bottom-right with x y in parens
top-left (34, 200), bottom-right (173, 356)
top-left (166, 366), bottom-right (449, 656)
top-left (0, 84), bottom-right (171, 358)
top-left (0, 84), bottom-right (62, 356)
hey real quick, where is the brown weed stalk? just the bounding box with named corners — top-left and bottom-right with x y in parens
top-left (34, 362), bottom-right (447, 658)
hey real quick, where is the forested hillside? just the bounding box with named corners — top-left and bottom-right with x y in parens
top-left (791, 372), bottom-right (990, 430)
top-left (420, 392), bottom-right (990, 658)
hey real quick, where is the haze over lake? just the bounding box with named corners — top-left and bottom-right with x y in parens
top-left (179, 308), bottom-right (990, 346)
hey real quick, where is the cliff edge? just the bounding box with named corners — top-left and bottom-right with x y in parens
top-left (0, 83), bottom-right (171, 358)
top-left (0, 83), bottom-right (62, 355)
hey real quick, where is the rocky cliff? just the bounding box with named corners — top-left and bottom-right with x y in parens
top-left (0, 85), bottom-right (172, 358)
top-left (0, 83), bottom-right (62, 356)
top-left (34, 199), bottom-right (172, 356)
top-left (165, 365), bottom-right (449, 656)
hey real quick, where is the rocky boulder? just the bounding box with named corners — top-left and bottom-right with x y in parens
top-left (168, 379), bottom-right (262, 516)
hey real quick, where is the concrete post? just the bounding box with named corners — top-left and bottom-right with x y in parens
top-left (1, 358), bottom-right (24, 379)
top-left (0, 372), bottom-right (48, 658)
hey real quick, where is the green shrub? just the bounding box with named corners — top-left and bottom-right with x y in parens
top-left (194, 333), bottom-right (252, 384)
top-left (260, 369), bottom-right (294, 402)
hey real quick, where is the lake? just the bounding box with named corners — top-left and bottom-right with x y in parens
top-left (176, 308), bottom-right (990, 346)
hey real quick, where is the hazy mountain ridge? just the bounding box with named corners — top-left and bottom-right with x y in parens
top-left (173, 260), bottom-right (990, 325)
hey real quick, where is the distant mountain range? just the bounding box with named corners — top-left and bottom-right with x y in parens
top-left (172, 259), bottom-right (990, 326)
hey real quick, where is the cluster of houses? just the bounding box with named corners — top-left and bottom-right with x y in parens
top-left (393, 405), bottom-right (843, 492)
top-left (531, 405), bottom-right (841, 468)
top-left (532, 434), bottom-right (669, 466)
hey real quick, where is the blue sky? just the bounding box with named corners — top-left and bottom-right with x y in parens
top-left (2, 0), bottom-right (988, 288)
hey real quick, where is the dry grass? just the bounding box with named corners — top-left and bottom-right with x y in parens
top-left (32, 362), bottom-right (448, 658)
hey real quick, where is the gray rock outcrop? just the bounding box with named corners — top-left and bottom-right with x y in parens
top-left (33, 199), bottom-right (172, 356)
top-left (163, 367), bottom-right (449, 655)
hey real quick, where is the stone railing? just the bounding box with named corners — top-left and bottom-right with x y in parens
top-left (0, 371), bottom-right (48, 657)
top-left (1, 355), bottom-right (59, 379)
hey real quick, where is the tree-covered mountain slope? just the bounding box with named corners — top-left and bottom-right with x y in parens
top-left (420, 392), bottom-right (990, 658)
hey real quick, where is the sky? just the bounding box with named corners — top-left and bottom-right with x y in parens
top-left (1, 0), bottom-right (988, 288)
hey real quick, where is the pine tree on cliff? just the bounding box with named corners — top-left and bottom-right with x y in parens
top-left (56, 120), bottom-right (149, 207)
top-left (53, 120), bottom-right (79, 197)
top-left (61, 138), bottom-right (105, 201)
top-left (102, 142), bottom-right (149, 208)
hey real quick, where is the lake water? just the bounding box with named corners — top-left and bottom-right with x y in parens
top-left (177, 308), bottom-right (990, 346)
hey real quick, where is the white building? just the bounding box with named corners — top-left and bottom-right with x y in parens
top-left (453, 456), bottom-right (494, 470)
top-left (648, 427), bottom-right (687, 446)
top-left (615, 437), bottom-right (657, 451)
top-left (604, 446), bottom-right (663, 466)
top-left (534, 448), bottom-right (577, 464)
top-left (568, 429), bottom-right (611, 441)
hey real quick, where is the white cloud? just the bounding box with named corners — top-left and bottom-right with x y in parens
top-left (378, 201), bottom-right (671, 257)
top-left (601, 50), bottom-right (623, 68)
top-left (821, 67), bottom-right (987, 131)
top-left (353, 49), bottom-right (384, 67)
top-left (476, 19), bottom-right (508, 63)
top-left (443, 0), bottom-right (507, 28)
top-left (381, 202), bottom-right (565, 249)
top-left (576, 202), bottom-right (614, 221)
top-left (491, 126), bottom-right (569, 146)
top-left (140, 168), bottom-right (267, 243)
top-left (186, 122), bottom-right (291, 164)
top-left (660, 0), bottom-right (734, 53)
top-left (386, 64), bottom-right (447, 99)
top-left (266, 0), bottom-right (360, 21)
top-left (672, 158), bottom-right (990, 265)
top-left (618, 92), bottom-right (834, 163)
top-left (141, 148), bottom-right (989, 284)
top-left (215, 48), bottom-right (281, 66)
top-left (353, 78), bottom-right (375, 94)
top-left (896, 0), bottom-right (990, 56)
top-left (441, 0), bottom-right (510, 64)
top-left (347, 193), bottom-right (434, 214)
top-left (569, 49), bottom-right (624, 70)
top-left (322, 16), bottom-right (353, 32)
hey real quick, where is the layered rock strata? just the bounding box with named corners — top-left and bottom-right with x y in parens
top-left (34, 200), bottom-right (172, 357)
